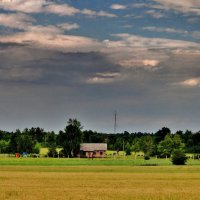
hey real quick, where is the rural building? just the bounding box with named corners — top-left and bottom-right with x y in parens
top-left (80, 143), bottom-right (107, 158)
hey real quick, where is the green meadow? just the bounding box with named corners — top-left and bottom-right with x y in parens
top-left (0, 156), bottom-right (200, 166)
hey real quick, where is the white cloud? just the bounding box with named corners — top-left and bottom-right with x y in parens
top-left (96, 10), bottom-right (116, 18)
top-left (118, 59), bottom-right (160, 70)
top-left (110, 4), bottom-right (127, 10)
top-left (0, 31), bottom-right (102, 52)
top-left (0, 13), bottom-right (34, 30)
top-left (27, 23), bottom-right (79, 34)
top-left (131, 3), bottom-right (148, 8)
top-left (112, 33), bottom-right (200, 50)
top-left (176, 78), bottom-right (200, 87)
top-left (1, 27), bottom-right (200, 73)
top-left (0, 0), bottom-right (116, 18)
top-left (87, 77), bottom-right (113, 84)
top-left (145, 10), bottom-right (165, 18)
top-left (0, 0), bottom-right (14, 2)
top-left (132, 1), bottom-right (200, 16)
top-left (154, 0), bottom-right (200, 15)
top-left (57, 23), bottom-right (79, 31)
top-left (79, 8), bottom-right (116, 18)
top-left (26, 25), bottom-right (62, 34)
top-left (143, 26), bottom-right (200, 39)
top-left (44, 3), bottom-right (79, 16)
top-left (143, 26), bottom-right (188, 34)
top-left (118, 59), bottom-right (142, 68)
top-left (0, 13), bottom-right (79, 34)
top-left (143, 59), bottom-right (160, 67)
top-left (102, 33), bottom-right (200, 70)
top-left (0, 0), bottom-right (46, 13)
top-left (87, 72), bottom-right (120, 84)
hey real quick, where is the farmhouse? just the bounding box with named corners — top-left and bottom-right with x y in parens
top-left (80, 143), bottom-right (107, 158)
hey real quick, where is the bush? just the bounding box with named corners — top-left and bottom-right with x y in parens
top-left (144, 154), bottom-right (150, 160)
top-left (47, 146), bottom-right (58, 158)
top-left (58, 149), bottom-right (65, 158)
top-left (171, 150), bottom-right (187, 165)
top-left (33, 143), bottom-right (41, 154)
top-left (125, 143), bottom-right (131, 156)
top-left (0, 140), bottom-right (9, 153)
top-left (125, 148), bottom-right (131, 156)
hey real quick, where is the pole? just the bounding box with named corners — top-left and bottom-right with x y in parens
top-left (114, 110), bottom-right (117, 134)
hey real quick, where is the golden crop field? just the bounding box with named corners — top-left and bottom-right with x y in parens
top-left (0, 166), bottom-right (200, 200)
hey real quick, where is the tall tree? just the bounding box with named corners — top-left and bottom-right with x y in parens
top-left (154, 127), bottom-right (171, 144)
top-left (131, 138), bottom-right (141, 158)
top-left (9, 129), bottom-right (35, 153)
top-left (0, 140), bottom-right (9, 153)
top-left (140, 135), bottom-right (154, 156)
top-left (58, 118), bottom-right (83, 157)
top-left (157, 134), bottom-right (174, 157)
top-left (158, 134), bottom-right (185, 158)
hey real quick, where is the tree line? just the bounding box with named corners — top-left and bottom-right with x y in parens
top-left (0, 119), bottom-right (200, 158)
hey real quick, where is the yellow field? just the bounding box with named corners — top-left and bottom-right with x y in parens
top-left (0, 166), bottom-right (200, 200)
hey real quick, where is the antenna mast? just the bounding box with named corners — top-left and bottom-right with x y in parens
top-left (114, 110), bottom-right (117, 133)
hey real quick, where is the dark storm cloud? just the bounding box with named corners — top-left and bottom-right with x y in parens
top-left (0, 42), bottom-right (120, 86)
top-left (0, 38), bottom-right (200, 133)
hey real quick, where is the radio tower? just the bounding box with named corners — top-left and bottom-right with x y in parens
top-left (114, 110), bottom-right (117, 133)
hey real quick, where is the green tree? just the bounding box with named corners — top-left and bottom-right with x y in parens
top-left (9, 130), bottom-right (20, 153)
top-left (0, 130), bottom-right (11, 141)
top-left (47, 144), bottom-right (58, 158)
top-left (58, 118), bottom-right (83, 157)
top-left (23, 127), bottom-right (45, 143)
top-left (9, 130), bottom-right (35, 153)
top-left (154, 127), bottom-right (171, 144)
top-left (0, 140), bottom-right (9, 153)
top-left (16, 133), bottom-right (34, 153)
top-left (125, 142), bottom-right (131, 155)
top-left (158, 134), bottom-right (174, 158)
top-left (33, 143), bottom-right (41, 154)
top-left (45, 131), bottom-right (56, 147)
top-left (140, 135), bottom-right (154, 158)
top-left (158, 134), bottom-right (185, 158)
top-left (114, 137), bottom-right (124, 151)
top-left (172, 134), bottom-right (185, 150)
top-left (131, 138), bottom-right (141, 158)
top-left (171, 149), bottom-right (187, 165)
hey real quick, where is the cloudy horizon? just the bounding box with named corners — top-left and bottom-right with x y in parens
top-left (0, 0), bottom-right (200, 133)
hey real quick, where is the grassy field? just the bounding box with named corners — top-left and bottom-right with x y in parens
top-left (0, 165), bottom-right (200, 200)
top-left (0, 156), bottom-right (200, 166)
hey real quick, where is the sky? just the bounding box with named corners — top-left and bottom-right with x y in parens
top-left (0, 0), bottom-right (200, 133)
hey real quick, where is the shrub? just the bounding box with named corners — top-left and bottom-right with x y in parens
top-left (144, 154), bottom-right (150, 160)
top-left (171, 150), bottom-right (187, 165)
top-left (58, 149), bottom-right (65, 158)
top-left (47, 146), bottom-right (58, 158)
top-left (125, 143), bottom-right (131, 156)
top-left (33, 143), bottom-right (41, 154)
top-left (0, 140), bottom-right (9, 153)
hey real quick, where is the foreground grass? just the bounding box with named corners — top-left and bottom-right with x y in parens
top-left (0, 165), bottom-right (200, 200)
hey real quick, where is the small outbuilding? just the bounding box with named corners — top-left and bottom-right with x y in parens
top-left (80, 143), bottom-right (107, 158)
